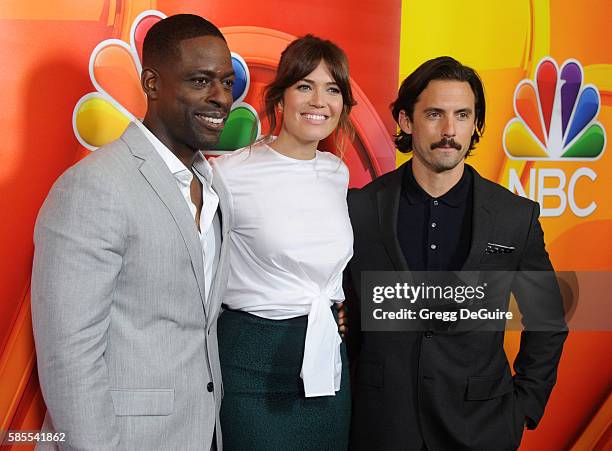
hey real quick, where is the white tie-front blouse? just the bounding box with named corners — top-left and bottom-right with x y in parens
top-left (211, 142), bottom-right (353, 397)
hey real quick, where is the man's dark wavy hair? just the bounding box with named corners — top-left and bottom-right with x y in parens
top-left (391, 56), bottom-right (486, 155)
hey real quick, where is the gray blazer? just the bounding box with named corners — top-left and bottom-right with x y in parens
top-left (31, 123), bottom-right (231, 450)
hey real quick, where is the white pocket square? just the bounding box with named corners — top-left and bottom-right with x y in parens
top-left (485, 242), bottom-right (515, 254)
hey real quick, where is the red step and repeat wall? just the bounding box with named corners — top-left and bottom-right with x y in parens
top-left (1, 1), bottom-right (610, 449)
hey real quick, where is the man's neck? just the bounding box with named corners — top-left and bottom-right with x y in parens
top-left (411, 158), bottom-right (465, 198)
top-left (142, 116), bottom-right (198, 169)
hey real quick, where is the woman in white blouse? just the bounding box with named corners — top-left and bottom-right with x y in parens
top-left (211, 35), bottom-right (356, 450)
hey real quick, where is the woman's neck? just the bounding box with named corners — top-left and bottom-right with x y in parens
top-left (268, 130), bottom-right (318, 160)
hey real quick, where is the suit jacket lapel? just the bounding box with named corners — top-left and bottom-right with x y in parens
top-left (462, 166), bottom-right (494, 271)
top-left (377, 163), bottom-right (410, 273)
top-left (207, 173), bottom-right (232, 325)
top-left (121, 123), bottom-right (209, 317)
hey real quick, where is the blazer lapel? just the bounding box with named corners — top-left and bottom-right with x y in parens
top-left (462, 166), bottom-right (494, 271)
top-left (121, 124), bottom-right (209, 317)
top-left (207, 173), bottom-right (232, 325)
top-left (377, 163), bottom-right (410, 273)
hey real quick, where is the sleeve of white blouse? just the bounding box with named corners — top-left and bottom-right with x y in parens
top-left (210, 154), bottom-right (232, 200)
top-left (332, 159), bottom-right (351, 303)
top-left (341, 160), bottom-right (350, 193)
top-left (330, 272), bottom-right (346, 302)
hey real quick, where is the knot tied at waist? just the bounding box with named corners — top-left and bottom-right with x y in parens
top-left (300, 290), bottom-right (342, 397)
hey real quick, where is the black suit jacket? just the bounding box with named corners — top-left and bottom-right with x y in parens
top-left (346, 163), bottom-right (567, 451)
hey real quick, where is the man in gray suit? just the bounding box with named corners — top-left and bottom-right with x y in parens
top-left (31, 15), bottom-right (234, 450)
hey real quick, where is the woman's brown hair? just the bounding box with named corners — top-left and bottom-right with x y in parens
top-left (260, 34), bottom-right (356, 154)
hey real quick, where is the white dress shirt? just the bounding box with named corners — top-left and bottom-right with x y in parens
top-left (136, 121), bottom-right (221, 303)
top-left (211, 142), bottom-right (353, 397)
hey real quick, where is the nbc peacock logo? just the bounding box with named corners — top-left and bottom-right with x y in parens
top-left (72, 10), bottom-right (259, 154)
top-left (503, 57), bottom-right (606, 161)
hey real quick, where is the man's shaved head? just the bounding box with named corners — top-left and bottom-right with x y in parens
top-left (142, 14), bottom-right (226, 68)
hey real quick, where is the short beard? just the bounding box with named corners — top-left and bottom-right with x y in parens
top-left (192, 130), bottom-right (223, 152)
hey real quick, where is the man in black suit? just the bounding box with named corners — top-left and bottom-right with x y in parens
top-left (346, 56), bottom-right (567, 450)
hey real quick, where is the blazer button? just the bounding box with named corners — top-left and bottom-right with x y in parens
top-left (424, 331), bottom-right (434, 338)
top-left (207, 382), bottom-right (214, 392)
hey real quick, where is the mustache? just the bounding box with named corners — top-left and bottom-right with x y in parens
top-left (431, 138), bottom-right (462, 150)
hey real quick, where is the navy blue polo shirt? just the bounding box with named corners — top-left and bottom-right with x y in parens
top-left (398, 161), bottom-right (473, 271)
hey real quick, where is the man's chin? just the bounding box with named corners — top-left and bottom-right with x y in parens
top-left (195, 132), bottom-right (223, 151)
top-left (431, 158), bottom-right (464, 173)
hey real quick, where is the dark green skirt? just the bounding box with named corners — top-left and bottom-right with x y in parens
top-left (218, 309), bottom-right (350, 451)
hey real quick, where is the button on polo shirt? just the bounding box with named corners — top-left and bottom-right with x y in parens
top-left (397, 161), bottom-right (473, 271)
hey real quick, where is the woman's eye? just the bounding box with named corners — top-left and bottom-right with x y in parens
top-left (328, 86), bottom-right (341, 94)
top-left (297, 84), bottom-right (311, 91)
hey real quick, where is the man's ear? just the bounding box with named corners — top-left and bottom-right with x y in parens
top-left (141, 68), bottom-right (160, 100)
top-left (398, 110), bottom-right (412, 134)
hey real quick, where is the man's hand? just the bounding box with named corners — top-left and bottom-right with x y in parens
top-left (337, 302), bottom-right (348, 338)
